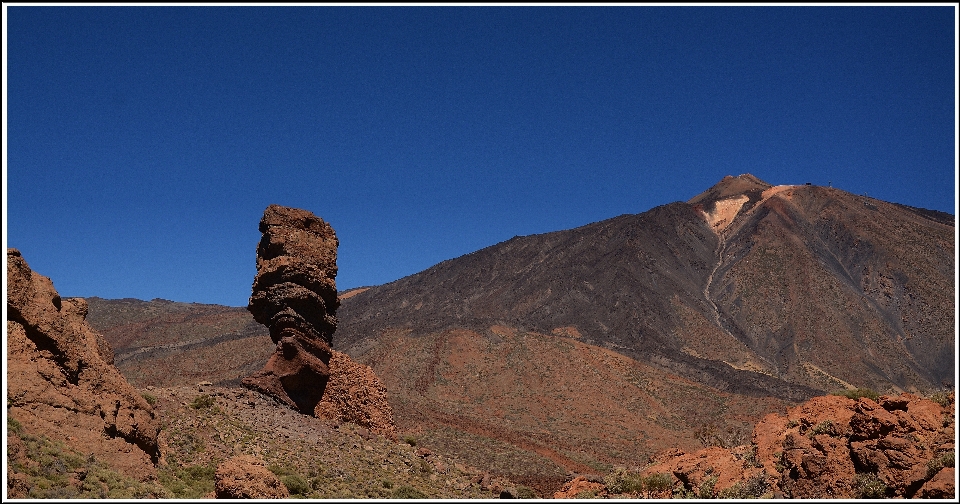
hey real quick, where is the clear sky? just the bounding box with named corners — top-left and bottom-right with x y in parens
top-left (4, 5), bottom-right (957, 307)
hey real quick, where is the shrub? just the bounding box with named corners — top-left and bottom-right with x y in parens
top-left (926, 451), bottom-right (956, 478)
top-left (808, 420), bottom-right (835, 437)
top-left (402, 436), bottom-right (417, 447)
top-left (833, 388), bottom-right (880, 402)
top-left (189, 394), bottom-right (215, 409)
top-left (697, 475), bottom-right (718, 499)
top-left (641, 472), bottom-right (673, 493)
top-left (928, 391), bottom-right (953, 408)
top-left (141, 392), bottom-right (158, 406)
top-left (853, 472), bottom-right (887, 499)
top-left (282, 474), bottom-right (310, 496)
top-left (392, 485), bottom-right (427, 499)
top-left (515, 485), bottom-right (538, 499)
top-left (718, 474), bottom-right (769, 499)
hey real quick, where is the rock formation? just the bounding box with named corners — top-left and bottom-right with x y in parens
top-left (6, 248), bottom-right (161, 485)
top-left (242, 205), bottom-right (397, 436)
top-left (636, 392), bottom-right (955, 499)
top-left (315, 350), bottom-right (398, 440)
top-left (214, 455), bottom-right (289, 499)
top-left (242, 204), bottom-right (340, 413)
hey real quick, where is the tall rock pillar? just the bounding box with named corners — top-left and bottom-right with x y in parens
top-left (241, 204), bottom-right (340, 413)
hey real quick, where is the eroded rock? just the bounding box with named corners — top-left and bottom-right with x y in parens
top-left (6, 248), bottom-right (161, 486)
top-left (242, 205), bottom-right (339, 413)
top-left (214, 455), bottom-right (289, 499)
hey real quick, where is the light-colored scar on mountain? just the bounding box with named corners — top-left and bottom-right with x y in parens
top-left (338, 287), bottom-right (369, 301)
top-left (802, 362), bottom-right (855, 390)
top-left (703, 195), bottom-right (749, 232)
top-left (701, 185), bottom-right (797, 233)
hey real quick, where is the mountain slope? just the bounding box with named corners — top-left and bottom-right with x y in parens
top-left (333, 175), bottom-right (954, 486)
top-left (336, 175), bottom-right (953, 394)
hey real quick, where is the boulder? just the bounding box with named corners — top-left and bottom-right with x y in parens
top-left (214, 455), bottom-right (289, 499)
top-left (314, 350), bottom-right (398, 440)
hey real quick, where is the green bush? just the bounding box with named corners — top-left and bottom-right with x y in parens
top-left (402, 435), bottom-right (417, 447)
top-left (643, 472), bottom-right (673, 493)
top-left (697, 475), bottom-right (718, 499)
top-left (833, 388), bottom-right (880, 402)
top-left (927, 451), bottom-right (956, 478)
top-left (718, 474), bottom-right (769, 499)
top-left (853, 472), bottom-right (887, 499)
top-left (141, 392), bottom-right (158, 406)
top-left (928, 391), bottom-right (953, 408)
top-left (515, 485), bottom-right (538, 499)
top-left (282, 474), bottom-right (311, 496)
top-left (808, 420), bottom-right (835, 437)
top-left (392, 485), bottom-right (427, 499)
top-left (158, 463), bottom-right (216, 498)
top-left (189, 394), bottom-right (215, 409)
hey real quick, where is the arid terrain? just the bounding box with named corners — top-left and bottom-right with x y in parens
top-left (7, 175), bottom-right (956, 498)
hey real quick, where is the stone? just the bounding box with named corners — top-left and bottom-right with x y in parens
top-left (242, 205), bottom-right (340, 413)
top-left (214, 455), bottom-right (289, 499)
top-left (6, 248), bottom-right (161, 488)
top-left (314, 350), bottom-right (398, 440)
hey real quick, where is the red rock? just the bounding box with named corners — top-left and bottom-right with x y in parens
top-left (918, 467), bottom-right (955, 499)
top-left (214, 455), bottom-right (289, 499)
top-left (314, 350), bottom-right (398, 440)
top-left (242, 205), bottom-right (339, 413)
top-left (553, 476), bottom-right (608, 499)
top-left (6, 249), bottom-right (160, 487)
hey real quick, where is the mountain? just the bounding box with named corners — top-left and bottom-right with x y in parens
top-left (79, 175), bottom-right (954, 494)
top-left (331, 174), bottom-right (954, 486)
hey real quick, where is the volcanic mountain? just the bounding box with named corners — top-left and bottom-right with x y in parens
top-left (330, 174), bottom-right (953, 486)
top-left (84, 174), bottom-right (954, 493)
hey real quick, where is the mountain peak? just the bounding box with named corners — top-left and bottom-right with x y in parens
top-left (687, 174), bottom-right (773, 205)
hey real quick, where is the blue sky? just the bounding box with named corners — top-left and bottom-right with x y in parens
top-left (4, 5), bottom-right (957, 307)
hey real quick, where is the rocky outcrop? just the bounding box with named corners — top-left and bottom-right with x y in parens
top-left (242, 205), bottom-right (340, 413)
top-left (637, 392), bottom-right (955, 499)
top-left (241, 205), bottom-right (398, 437)
top-left (315, 350), bottom-right (398, 440)
top-left (6, 248), bottom-right (161, 485)
top-left (214, 455), bottom-right (289, 499)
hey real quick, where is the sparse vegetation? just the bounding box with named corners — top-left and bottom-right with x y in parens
top-left (808, 419), bottom-right (835, 437)
top-left (189, 394), bottom-right (215, 409)
top-left (926, 451), bottom-right (955, 478)
top-left (853, 472), bottom-right (887, 499)
top-left (7, 419), bottom-right (168, 499)
top-left (718, 473), bottom-right (769, 499)
top-left (833, 388), bottom-right (880, 402)
top-left (928, 390), bottom-right (954, 408)
top-left (402, 435), bottom-right (417, 447)
top-left (391, 485), bottom-right (427, 498)
top-left (141, 391), bottom-right (158, 406)
top-left (158, 462), bottom-right (217, 498)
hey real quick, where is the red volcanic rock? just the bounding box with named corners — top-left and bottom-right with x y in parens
top-left (242, 205), bottom-right (340, 413)
top-left (649, 391), bottom-right (954, 499)
top-left (552, 476), bottom-right (608, 499)
top-left (214, 455), bottom-right (289, 499)
top-left (6, 248), bottom-right (161, 484)
top-left (314, 350), bottom-right (398, 440)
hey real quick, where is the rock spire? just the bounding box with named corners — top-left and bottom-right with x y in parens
top-left (241, 204), bottom-right (340, 413)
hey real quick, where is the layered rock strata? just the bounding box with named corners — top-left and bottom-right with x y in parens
top-left (6, 248), bottom-right (161, 484)
top-left (241, 205), bottom-right (398, 439)
top-left (242, 205), bottom-right (340, 413)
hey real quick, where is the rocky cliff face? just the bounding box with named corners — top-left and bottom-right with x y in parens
top-left (6, 248), bottom-right (161, 489)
